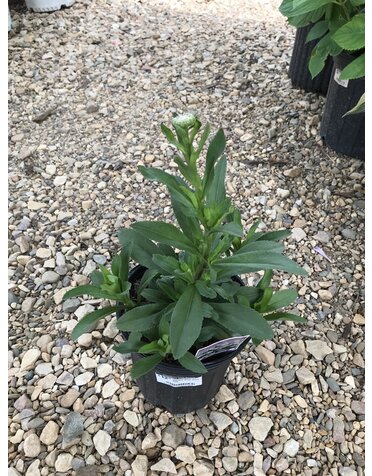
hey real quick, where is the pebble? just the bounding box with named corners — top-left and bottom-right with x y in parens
top-left (162, 425), bottom-right (186, 448)
top-left (283, 438), bottom-right (300, 457)
top-left (248, 417), bottom-right (273, 441)
top-left (41, 271), bottom-right (60, 284)
top-left (215, 385), bottom-right (235, 403)
top-left (62, 412), bottom-right (84, 448)
top-left (93, 430), bottom-right (111, 456)
top-left (40, 421), bottom-right (59, 445)
top-left (305, 340), bottom-right (333, 360)
top-left (150, 458), bottom-right (177, 474)
top-left (55, 453), bottom-right (73, 472)
top-left (123, 410), bottom-right (140, 427)
top-left (209, 412), bottom-right (233, 432)
top-left (296, 367), bottom-right (316, 385)
top-left (23, 433), bottom-right (41, 457)
top-left (175, 446), bottom-right (196, 463)
top-left (131, 455), bottom-right (149, 476)
top-left (255, 346), bottom-right (275, 365)
top-left (238, 390), bottom-right (256, 410)
top-left (20, 349), bottom-right (41, 371)
top-left (102, 379), bottom-right (120, 398)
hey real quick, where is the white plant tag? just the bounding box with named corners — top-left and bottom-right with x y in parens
top-left (334, 68), bottom-right (349, 88)
top-left (195, 335), bottom-right (250, 361)
top-left (155, 373), bottom-right (202, 387)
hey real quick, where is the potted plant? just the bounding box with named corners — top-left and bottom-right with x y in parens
top-left (63, 113), bottom-right (307, 413)
top-left (280, 0), bottom-right (365, 159)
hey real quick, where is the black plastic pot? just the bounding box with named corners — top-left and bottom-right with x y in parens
top-left (289, 25), bottom-right (333, 95)
top-left (320, 53), bottom-right (365, 160)
top-left (119, 265), bottom-right (250, 414)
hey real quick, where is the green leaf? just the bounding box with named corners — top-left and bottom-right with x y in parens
top-left (254, 288), bottom-right (274, 313)
top-left (138, 341), bottom-right (165, 354)
top-left (291, 0), bottom-right (333, 16)
top-left (137, 268), bottom-right (159, 300)
top-left (234, 286), bottom-right (262, 306)
top-left (140, 288), bottom-right (171, 304)
top-left (287, 7), bottom-right (326, 27)
top-left (349, 0), bottom-right (365, 5)
top-left (213, 252), bottom-right (307, 279)
top-left (263, 289), bottom-right (298, 312)
top-left (138, 165), bottom-right (183, 190)
top-left (132, 221), bottom-right (197, 254)
top-left (131, 353), bottom-right (164, 379)
top-left (63, 285), bottom-right (130, 302)
top-left (90, 270), bottom-right (103, 287)
top-left (339, 53), bottom-right (365, 80)
top-left (306, 20), bottom-right (329, 43)
top-left (209, 302), bottom-right (274, 340)
top-left (169, 286), bottom-right (204, 359)
top-left (116, 304), bottom-right (163, 331)
top-left (264, 311), bottom-right (307, 323)
top-left (203, 128), bottom-right (226, 191)
top-left (195, 280), bottom-right (217, 299)
top-left (113, 339), bottom-right (143, 354)
top-left (71, 306), bottom-right (116, 340)
top-left (196, 123), bottom-right (211, 156)
top-left (236, 241), bottom-right (284, 254)
top-left (279, 0), bottom-right (295, 17)
top-left (152, 254), bottom-right (180, 275)
top-left (205, 156), bottom-right (227, 205)
top-left (161, 123), bottom-right (181, 148)
top-left (332, 14), bottom-right (365, 51)
top-left (119, 246), bottom-right (132, 290)
top-left (343, 92), bottom-right (365, 116)
top-left (178, 352), bottom-right (208, 374)
top-left (257, 270), bottom-right (273, 289)
top-left (217, 222), bottom-right (244, 237)
top-left (118, 228), bottom-right (160, 269)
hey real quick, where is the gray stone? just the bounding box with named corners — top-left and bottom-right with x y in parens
top-left (283, 438), bottom-right (300, 457)
top-left (14, 394), bottom-right (32, 412)
top-left (175, 445), bottom-right (196, 463)
top-left (23, 433), bottom-right (41, 457)
top-left (41, 271), bottom-right (60, 284)
top-left (131, 455), bottom-right (148, 476)
top-left (40, 420), bottom-right (59, 445)
top-left (215, 385), bottom-right (235, 403)
top-left (327, 378), bottom-right (341, 392)
top-left (339, 468), bottom-right (357, 476)
top-left (305, 340), bottom-right (333, 360)
top-left (62, 412), bottom-right (84, 448)
top-left (351, 401), bottom-right (365, 415)
top-left (93, 430), bottom-right (111, 456)
top-left (296, 367), bottom-right (316, 385)
top-left (263, 368), bottom-right (283, 383)
top-left (20, 349), bottom-right (41, 371)
top-left (55, 453), bottom-right (73, 472)
top-left (238, 390), bottom-right (256, 410)
top-left (222, 456), bottom-right (238, 472)
top-left (150, 458), bottom-right (177, 474)
top-left (210, 411), bottom-right (233, 432)
top-left (193, 460), bottom-right (214, 476)
top-left (333, 417), bottom-right (345, 443)
top-left (341, 229), bottom-right (356, 240)
top-left (63, 298), bottom-right (81, 313)
top-left (123, 410), bottom-right (139, 427)
top-left (248, 417), bottom-right (273, 441)
top-left (162, 424), bottom-right (186, 448)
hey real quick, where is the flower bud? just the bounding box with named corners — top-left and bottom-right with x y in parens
top-left (172, 113), bottom-right (196, 130)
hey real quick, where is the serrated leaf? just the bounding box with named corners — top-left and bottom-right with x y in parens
top-left (195, 280), bottom-right (217, 298)
top-left (178, 352), bottom-right (208, 374)
top-left (339, 53), bottom-right (365, 80)
top-left (71, 306), bottom-right (116, 340)
top-left (131, 354), bottom-right (163, 379)
top-left (217, 222), bottom-right (244, 237)
top-left (263, 289), bottom-right (298, 312)
top-left (332, 14), bottom-right (365, 51)
top-left (152, 254), bottom-right (180, 275)
top-left (170, 286), bottom-right (204, 359)
top-left (306, 20), bottom-right (329, 43)
top-left (291, 0), bottom-right (332, 16)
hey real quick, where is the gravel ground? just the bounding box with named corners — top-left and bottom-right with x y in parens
top-left (8, 0), bottom-right (365, 475)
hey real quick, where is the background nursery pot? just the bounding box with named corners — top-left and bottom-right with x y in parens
top-left (289, 24), bottom-right (333, 95)
top-left (320, 53), bottom-right (365, 160)
top-left (120, 265), bottom-right (250, 414)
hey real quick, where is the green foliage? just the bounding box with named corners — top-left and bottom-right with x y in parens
top-left (63, 114), bottom-right (307, 379)
top-left (279, 0), bottom-right (365, 85)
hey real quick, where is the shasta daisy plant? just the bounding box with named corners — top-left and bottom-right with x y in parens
top-left (63, 113), bottom-right (307, 378)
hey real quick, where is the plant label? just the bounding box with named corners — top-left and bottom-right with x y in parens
top-left (195, 335), bottom-right (251, 361)
top-left (155, 373), bottom-right (203, 387)
top-left (334, 68), bottom-right (349, 88)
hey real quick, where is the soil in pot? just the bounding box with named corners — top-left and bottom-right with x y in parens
top-left (289, 24), bottom-right (333, 95)
top-left (320, 53), bottom-right (365, 160)
top-left (118, 265), bottom-right (250, 414)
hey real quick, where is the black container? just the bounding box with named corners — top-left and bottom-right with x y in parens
top-left (320, 53), bottom-right (365, 160)
top-left (120, 265), bottom-right (250, 414)
top-left (289, 25), bottom-right (333, 95)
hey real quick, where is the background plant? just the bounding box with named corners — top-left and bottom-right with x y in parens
top-left (64, 113), bottom-right (307, 378)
